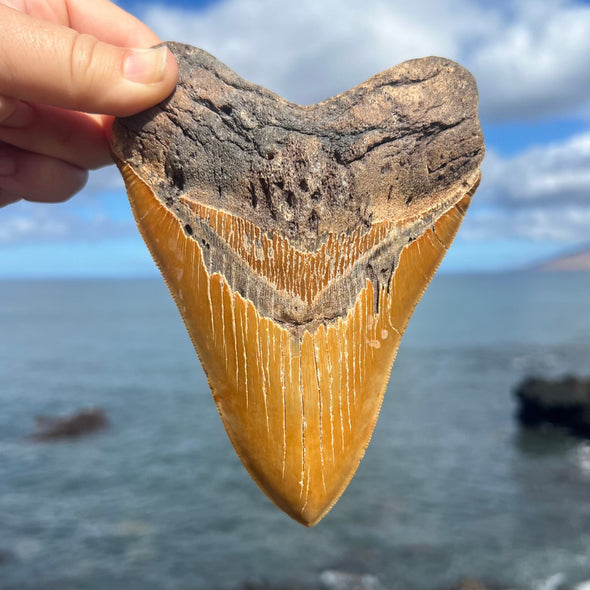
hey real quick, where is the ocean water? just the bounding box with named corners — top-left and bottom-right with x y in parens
top-left (0, 272), bottom-right (588, 590)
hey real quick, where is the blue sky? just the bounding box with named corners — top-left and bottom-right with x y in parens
top-left (0, 0), bottom-right (588, 277)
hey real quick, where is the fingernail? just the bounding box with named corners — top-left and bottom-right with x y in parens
top-left (123, 46), bottom-right (168, 84)
top-left (0, 156), bottom-right (15, 176)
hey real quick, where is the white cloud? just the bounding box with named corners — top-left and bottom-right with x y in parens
top-left (480, 133), bottom-right (590, 207)
top-left (141, 0), bottom-right (589, 122)
top-left (0, 165), bottom-right (133, 245)
top-left (0, 188), bottom-right (134, 245)
top-left (0, 204), bottom-right (69, 244)
top-left (463, 132), bottom-right (590, 241)
top-left (462, 205), bottom-right (590, 242)
top-left (471, 1), bottom-right (590, 120)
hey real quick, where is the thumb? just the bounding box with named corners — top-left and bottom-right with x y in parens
top-left (0, 5), bottom-right (178, 117)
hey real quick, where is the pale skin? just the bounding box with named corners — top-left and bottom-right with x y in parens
top-left (0, 0), bottom-right (178, 207)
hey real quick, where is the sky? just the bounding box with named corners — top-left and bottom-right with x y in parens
top-left (0, 0), bottom-right (588, 277)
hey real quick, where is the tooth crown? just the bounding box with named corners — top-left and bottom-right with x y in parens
top-left (111, 42), bottom-right (484, 526)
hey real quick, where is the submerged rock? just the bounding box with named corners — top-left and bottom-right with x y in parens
top-left (33, 407), bottom-right (107, 440)
top-left (515, 376), bottom-right (590, 437)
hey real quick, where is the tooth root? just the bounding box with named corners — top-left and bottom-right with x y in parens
top-left (117, 163), bottom-right (470, 525)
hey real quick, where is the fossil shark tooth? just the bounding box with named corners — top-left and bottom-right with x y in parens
top-left (111, 42), bottom-right (484, 526)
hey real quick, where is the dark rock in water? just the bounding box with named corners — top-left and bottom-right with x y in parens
top-left (515, 376), bottom-right (590, 437)
top-left (33, 407), bottom-right (107, 440)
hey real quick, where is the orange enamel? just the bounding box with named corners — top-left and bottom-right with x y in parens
top-left (118, 161), bottom-right (470, 526)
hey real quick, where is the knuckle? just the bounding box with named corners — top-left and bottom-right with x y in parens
top-left (67, 33), bottom-right (103, 106)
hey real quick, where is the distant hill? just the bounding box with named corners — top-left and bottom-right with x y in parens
top-left (534, 247), bottom-right (590, 271)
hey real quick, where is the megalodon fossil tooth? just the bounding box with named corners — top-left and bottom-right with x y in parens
top-left (110, 42), bottom-right (484, 526)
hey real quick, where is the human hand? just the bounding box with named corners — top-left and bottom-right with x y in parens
top-left (0, 0), bottom-right (178, 207)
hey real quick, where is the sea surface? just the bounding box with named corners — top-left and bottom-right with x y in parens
top-left (0, 272), bottom-right (589, 590)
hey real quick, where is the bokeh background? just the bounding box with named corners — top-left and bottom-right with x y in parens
top-left (1, 1), bottom-right (589, 590)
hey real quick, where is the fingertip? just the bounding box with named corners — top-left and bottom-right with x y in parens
top-left (123, 46), bottom-right (168, 84)
top-left (165, 46), bottom-right (179, 89)
top-left (27, 163), bottom-right (88, 204)
top-left (0, 144), bottom-right (89, 204)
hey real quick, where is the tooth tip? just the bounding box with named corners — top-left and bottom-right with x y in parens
top-left (296, 512), bottom-right (325, 528)
top-left (267, 489), bottom-right (333, 527)
top-left (281, 504), bottom-right (326, 527)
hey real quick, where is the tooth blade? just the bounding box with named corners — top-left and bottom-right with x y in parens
top-left (118, 161), bottom-right (470, 525)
